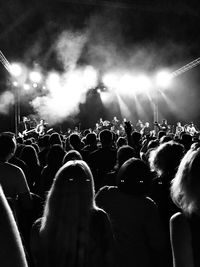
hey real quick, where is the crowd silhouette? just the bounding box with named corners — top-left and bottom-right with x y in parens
top-left (0, 117), bottom-right (200, 267)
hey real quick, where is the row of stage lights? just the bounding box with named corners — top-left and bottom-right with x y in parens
top-left (9, 62), bottom-right (173, 95)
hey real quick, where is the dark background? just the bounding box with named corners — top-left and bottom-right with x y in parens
top-left (1, 0), bottom-right (200, 132)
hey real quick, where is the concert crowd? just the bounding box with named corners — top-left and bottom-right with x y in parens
top-left (0, 115), bottom-right (200, 267)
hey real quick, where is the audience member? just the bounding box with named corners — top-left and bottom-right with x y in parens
top-left (31, 160), bottom-right (115, 267)
top-left (170, 148), bottom-right (200, 267)
top-left (96, 158), bottom-right (166, 267)
top-left (0, 186), bottom-right (28, 267)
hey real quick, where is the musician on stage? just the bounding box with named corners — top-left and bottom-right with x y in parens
top-left (185, 122), bottom-right (199, 136)
top-left (18, 116), bottom-right (31, 137)
top-left (141, 122), bottom-right (151, 137)
top-left (154, 119), bottom-right (169, 133)
top-left (175, 121), bottom-right (184, 137)
top-left (36, 119), bottom-right (47, 136)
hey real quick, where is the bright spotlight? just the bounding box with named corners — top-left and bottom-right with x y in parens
top-left (9, 63), bottom-right (23, 77)
top-left (23, 84), bottom-right (31, 90)
top-left (83, 66), bottom-right (98, 89)
top-left (117, 74), bottom-right (136, 94)
top-left (155, 70), bottom-right (172, 88)
top-left (102, 73), bottom-right (119, 89)
top-left (12, 81), bottom-right (18, 87)
top-left (136, 75), bottom-right (152, 92)
top-left (29, 71), bottom-right (42, 83)
top-left (32, 83), bottom-right (38, 88)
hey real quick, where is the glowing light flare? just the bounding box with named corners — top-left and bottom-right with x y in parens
top-left (23, 84), bottom-right (31, 90)
top-left (12, 81), bottom-right (18, 87)
top-left (102, 73), bottom-right (119, 89)
top-left (83, 66), bottom-right (98, 89)
top-left (29, 71), bottom-right (42, 83)
top-left (155, 70), bottom-right (172, 89)
top-left (32, 83), bottom-right (38, 88)
top-left (136, 75), bottom-right (152, 93)
top-left (9, 63), bottom-right (23, 77)
top-left (117, 74), bottom-right (137, 94)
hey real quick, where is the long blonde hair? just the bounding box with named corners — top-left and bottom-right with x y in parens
top-left (171, 148), bottom-right (200, 214)
top-left (0, 186), bottom-right (28, 267)
top-left (40, 160), bottom-right (96, 267)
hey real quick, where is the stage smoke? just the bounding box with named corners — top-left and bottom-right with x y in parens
top-left (0, 91), bottom-right (15, 114)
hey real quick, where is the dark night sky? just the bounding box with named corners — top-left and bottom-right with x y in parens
top-left (1, 0), bottom-right (200, 132)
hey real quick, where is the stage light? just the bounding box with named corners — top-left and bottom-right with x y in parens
top-left (136, 75), bottom-right (152, 92)
top-left (9, 63), bottom-right (23, 77)
top-left (102, 73), bottom-right (119, 89)
top-left (23, 84), bottom-right (31, 90)
top-left (117, 74), bottom-right (136, 94)
top-left (12, 81), bottom-right (18, 87)
top-left (32, 83), bottom-right (38, 88)
top-left (155, 70), bottom-right (172, 88)
top-left (83, 66), bottom-right (98, 89)
top-left (29, 71), bottom-right (42, 83)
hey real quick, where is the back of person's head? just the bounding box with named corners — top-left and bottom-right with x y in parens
top-left (69, 133), bottom-right (81, 148)
top-left (180, 133), bottom-right (193, 151)
top-left (49, 132), bottom-right (62, 146)
top-left (116, 145), bottom-right (136, 169)
top-left (131, 131), bottom-right (141, 144)
top-left (116, 137), bottom-right (127, 148)
top-left (117, 158), bottom-right (152, 195)
top-left (63, 149), bottom-right (82, 164)
top-left (47, 144), bottom-right (66, 167)
top-left (38, 134), bottom-right (50, 148)
top-left (149, 140), bottom-right (184, 181)
top-left (99, 129), bottom-right (112, 146)
top-left (0, 133), bottom-right (16, 162)
top-left (83, 129), bottom-right (90, 137)
top-left (20, 145), bottom-right (40, 166)
top-left (0, 186), bottom-right (28, 267)
top-left (158, 131), bottom-right (166, 140)
top-left (159, 135), bottom-right (172, 144)
top-left (40, 160), bottom-right (95, 266)
top-left (171, 148), bottom-right (200, 214)
top-left (86, 132), bottom-right (97, 146)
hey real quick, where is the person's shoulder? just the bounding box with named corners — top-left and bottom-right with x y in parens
top-left (91, 208), bottom-right (110, 226)
top-left (170, 212), bottom-right (187, 225)
top-left (2, 162), bottom-right (23, 173)
top-left (96, 186), bottom-right (117, 197)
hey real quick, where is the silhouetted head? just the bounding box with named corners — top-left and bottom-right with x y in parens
top-left (99, 129), bottom-right (112, 147)
top-left (171, 148), bottom-right (200, 214)
top-left (0, 133), bottom-right (16, 162)
top-left (149, 140), bottom-right (184, 181)
top-left (63, 150), bottom-right (82, 164)
top-left (117, 158), bottom-right (152, 196)
top-left (116, 145), bottom-right (136, 169)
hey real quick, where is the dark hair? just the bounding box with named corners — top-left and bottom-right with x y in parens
top-left (116, 145), bottom-right (136, 169)
top-left (47, 144), bottom-right (66, 167)
top-left (117, 158), bottom-right (152, 195)
top-left (86, 132), bottom-right (97, 146)
top-left (0, 133), bottom-right (16, 162)
top-left (99, 130), bottom-right (112, 146)
top-left (63, 150), bottom-right (82, 164)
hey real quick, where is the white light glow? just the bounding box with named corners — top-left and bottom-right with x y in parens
top-left (83, 66), bottom-right (98, 89)
top-left (155, 70), bottom-right (172, 88)
top-left (33, 83), bottom-right (38, 88)
top-left (102, 73), bottom-right (119, 89)
top-left (23, 84), bottom-right (31, 90)
top-left (9, 63), bottom-right (23, 77)
top-left (136, 75), bottom-right (152, 92)
top-left (29, 71), bottom-right (42, 83)
top-left (12, 81), bottom-right (18, 87)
